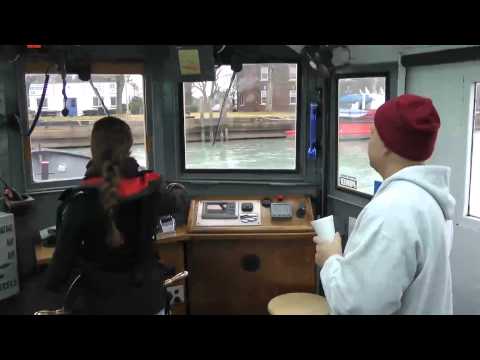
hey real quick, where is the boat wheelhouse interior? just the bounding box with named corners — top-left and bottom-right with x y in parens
top-left (0, 44), bottom-right (479, 315)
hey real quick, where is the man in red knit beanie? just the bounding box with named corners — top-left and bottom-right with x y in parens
top-left (315, 94), bottom-right (456, 314)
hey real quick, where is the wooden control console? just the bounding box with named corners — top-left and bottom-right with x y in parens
top-left (185, 196), bottom-right (316, 314)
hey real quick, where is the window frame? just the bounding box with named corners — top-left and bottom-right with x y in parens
top-left (178, 61), bottom-right (302, 175)
top-left (467, 82), bottom-right (480, 219)
top-left (18, 61), bottom-right (150, 192)
top-left (334, 72), bottom-right (391, 199)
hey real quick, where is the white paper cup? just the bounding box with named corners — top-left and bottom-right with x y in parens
top-left (311, 215), bottom-right (335, 243)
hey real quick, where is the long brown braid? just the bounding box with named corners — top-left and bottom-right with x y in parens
top-left (90, 116), bottom-right (133, 248)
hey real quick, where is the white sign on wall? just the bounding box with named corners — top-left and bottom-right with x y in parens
top-left (0, 212), bottom-right (19, 301)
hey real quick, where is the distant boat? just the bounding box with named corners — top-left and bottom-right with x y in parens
top-left (284, 130), bottom-right (296, 138)
top-left (31, 149), bottom-right (90, 182)
top-left (338, 93), bottom-right (384, 140)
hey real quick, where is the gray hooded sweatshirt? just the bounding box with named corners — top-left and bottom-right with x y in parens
top-left (320, 165), bottom-right (456, 314)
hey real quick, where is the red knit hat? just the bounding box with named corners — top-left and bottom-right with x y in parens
top-left (374, 94), bottom-right (441, 161)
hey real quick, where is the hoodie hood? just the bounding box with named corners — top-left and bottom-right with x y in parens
top-left (376, 165), bottom-right (456, 220)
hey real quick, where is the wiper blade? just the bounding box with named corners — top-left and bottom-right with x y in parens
top-left (89, 79), bottom-right (110, 117)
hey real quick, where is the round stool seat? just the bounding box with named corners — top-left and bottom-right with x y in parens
top-left (268, 293), bottom-right (330, 315)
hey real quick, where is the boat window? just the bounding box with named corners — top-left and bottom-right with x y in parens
top-left (469, 83), bottom-right (480, 218)
top-left (337, 75), bottom-right (387, 196)
top-left (24, 73), bottom-right (146, 183)
top-left (182, 63), bottom-right (298, 171)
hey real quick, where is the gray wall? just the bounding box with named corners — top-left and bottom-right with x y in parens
top-left (1, 62), bottom-right (24, 209)
top-left (406, 60), bottom-right (480, 314)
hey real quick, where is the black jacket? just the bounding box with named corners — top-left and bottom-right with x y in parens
top-left (45, 159), bottom-right (182, 314)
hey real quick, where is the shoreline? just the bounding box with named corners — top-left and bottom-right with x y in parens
top-left (31, 117), bottom-right (296, 148)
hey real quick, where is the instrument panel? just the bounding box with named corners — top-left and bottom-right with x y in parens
top-left (196, 200), bottom-right (261, 226)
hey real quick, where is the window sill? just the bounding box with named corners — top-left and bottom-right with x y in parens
top-left (26, 187), bottom-right (70, 196)
top-left (456, 215), bottom-right (480, 232)
top-left (25, 179), bottom-right (82, 195)
top-left (174, 179), bottom-right (317, 187)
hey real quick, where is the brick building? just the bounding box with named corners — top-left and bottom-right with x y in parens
top-left (236, 63), bottom-right (297, 113)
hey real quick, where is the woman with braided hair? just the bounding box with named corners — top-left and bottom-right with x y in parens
top-left (45, 117), bottom-right (186, 314)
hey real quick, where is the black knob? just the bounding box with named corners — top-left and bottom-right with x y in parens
top-left (61, 108), bottom-right (69, 117)
top-left (296, 203), bottom-right (306, 218)
top-left (241, 202), bottom-right (254, 212)
top-left (241, 254), bottom-right (260, 272)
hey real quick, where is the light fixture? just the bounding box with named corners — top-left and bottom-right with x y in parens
top-left (331, 46), bottom-right (351, 67)
top-left (303, 45), bottom-right (333, 78)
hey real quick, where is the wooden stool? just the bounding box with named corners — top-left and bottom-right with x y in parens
top-left (268, 293), bottom-right (330, 315)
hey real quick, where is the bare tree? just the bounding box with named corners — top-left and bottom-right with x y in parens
top-left (127, 76), bottom-right (139, 98)
top-left (184, 82), bottom-right (193, 114)
top-left (230, 76), bottom-right (239, 111)
top-left (115, 75), bottom-right (125, 116)
top-left (191, 67), bottom-right (229, 142)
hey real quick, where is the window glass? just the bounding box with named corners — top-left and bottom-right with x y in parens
top-left (182, 63), bottom-right (298, 170)
top-left (289, 89), bottom-right (297, 105)
top-left (337, 76), bottom-right (387, 195)
top-left (260, 89), bottom-right (267, 105)
top-left (25, 73), bottom-right (146, 183)
top-left (260, 66), bottom-right (269, 81)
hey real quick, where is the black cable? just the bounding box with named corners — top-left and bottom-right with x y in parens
top-left (0, 176), bottom-right (22, 201)
top-left (13, 114), bottom-right (27, 136)
top-left (27, 65), bottom-right (52, 137)
top-left (61, 62), bottom-right (69, 116)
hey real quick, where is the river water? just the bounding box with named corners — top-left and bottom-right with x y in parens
top-left (67, 145), bottom-right (148, 168)
top-left (66, 138), bottom-right (373, 189)
top-left (185, 138), bottom-right (296, 170)
top-left (67, 138), bottom-right (297, 170)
